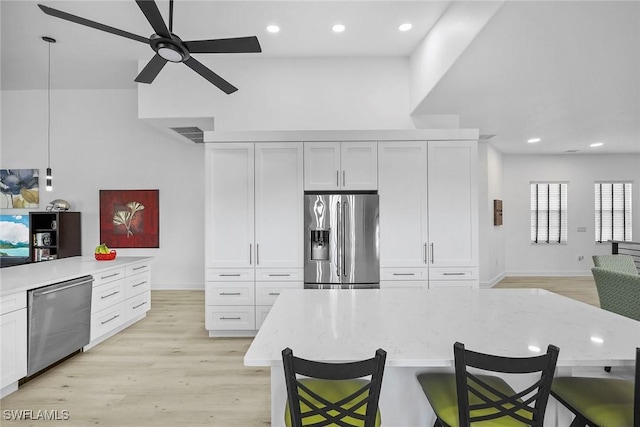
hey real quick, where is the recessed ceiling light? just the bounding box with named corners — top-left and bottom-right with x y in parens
top-left (527, 138), bottom-right (541, 143)
top-left (399, 23), bottom-right (413, 32)
top-left (590, 142), bottom-right (604, 147)
top-left (332, 24), bottom-right (345, 33)
top-left (528, 345), bottom-right (541, 353)
top-left (590, 336), bottom-right (604, 344)
top-left (266, 25), bottom-right (280, 33)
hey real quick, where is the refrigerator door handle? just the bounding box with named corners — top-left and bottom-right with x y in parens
top-left (336, 201), bottom-right (341, 277)
top-left (343, 200), bottom-right (348, 277)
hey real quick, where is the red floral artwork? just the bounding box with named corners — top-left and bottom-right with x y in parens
top-left (99, 190), bottom-right (159, 248)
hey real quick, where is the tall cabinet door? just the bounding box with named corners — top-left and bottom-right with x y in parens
top-left (378, 142), bottom-right (428, 268)
top-left (427, 141), bottom-right (478, 268)
top-left (255, 143), bottom-right (304, 269)
top-left (205, 143), bottom-right (255, 268)
top-left (304, 142), bottom-right (341, 191)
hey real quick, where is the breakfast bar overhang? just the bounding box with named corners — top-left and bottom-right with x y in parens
top-left (244, 288), bottom-right (640, 426)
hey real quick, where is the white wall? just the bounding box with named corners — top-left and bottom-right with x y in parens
top-left (478, 142), bottom-right (505, 286)
top-left (1, 89), bottom-right (205, 289)
top-left (137, 57), bottom-right (415, 131)
top-left (503, 153), bottom-right (640, 275)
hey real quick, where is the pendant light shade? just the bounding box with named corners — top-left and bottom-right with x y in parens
top-left (43, 36), bottom-right (56, 192)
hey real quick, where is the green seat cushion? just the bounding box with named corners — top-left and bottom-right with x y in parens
top-left (417, 372), bottom-right (534, 427)
top-left (284, 379), bottom-right (381, 427)
top-left (552, 377), bottom-right (634, 427)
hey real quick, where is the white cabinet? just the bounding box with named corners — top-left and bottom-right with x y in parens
top-left (304, 141), bottom-right (377, 191)
top-left (205, 143), bottom-right (304, 335)
top-left (378, 142), bottom-right (428, 269)
top-left (0, 292), bottom-right (27, 397)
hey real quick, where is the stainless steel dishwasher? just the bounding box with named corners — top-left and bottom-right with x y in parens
top-left (27, 275), bottom-right (93, 376)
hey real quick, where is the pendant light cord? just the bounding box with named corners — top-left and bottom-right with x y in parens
top-left (47, 40), bottom-right (51, 169)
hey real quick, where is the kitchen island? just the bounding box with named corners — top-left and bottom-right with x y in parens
top-left (0, 256), bottom-right (153, 398)
top-left (244, 288), bottom-right (640, 426)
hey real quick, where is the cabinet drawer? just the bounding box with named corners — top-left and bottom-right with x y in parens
top-left (125, 292), bottom-right (150, 320)
top-left (428, 281), bottom-right (477, 290)
top-left (206, 306), bottom-right (255, 330)
top-left (380, 268), bottom-right (428, 281)
top-left (90, 304), bottom-right (125, 341)
top-left (255, 282), bottom-right (303, 305)
top-left (380, 281), bottom-right (427, 290)
top-left (125, 272), bottom-right (151, 299)
top-left (255, 305), bottom-right (272, 330)
top-left (126, 261), bottom-right (151, 276)
top-left (429, 267), bottom-right (478, 280)
top-left (206, 269), bottom-right (255, 282)
top-left (93, 267), bottom-right (126, 287)
top-left (91, 280), bottom-right (125, 314)
top-left (206, 282), bottom-right (254, 306)
top-left (0, 292), bottom-right (27, 315)
top-left (255, 269), bottom-right (304, 281)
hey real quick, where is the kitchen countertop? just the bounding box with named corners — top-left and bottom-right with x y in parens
top-left (244, 288), bottom-right (640, 368)
top-left (0, 256), bottom-right (153, 296)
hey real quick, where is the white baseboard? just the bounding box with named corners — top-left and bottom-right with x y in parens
top-left (151, 283), bottom-right (204, 290)
top-left (481, 272), bottom-right (505, 288)
top-left (503, 270), bottom-right (592, 277)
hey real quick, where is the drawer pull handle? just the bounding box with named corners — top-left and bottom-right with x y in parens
top-left (219, 274), bottom-right (241, 277)
top-left (443, 272), bottom-right (466, 276)
top-left (133, 281), bottom-right (147, 287)
top-left (220, 316), bottom-right (241, 320)
top-left (268, 274), bottom-right (291, 277)
top-left (133, 302), bottom-right (147, 309)
top-left (393, 273), bottom-right (415, 276)
top-left (219, 292), bottom-right (242, 296)
top-left (101, 314), bottom-right (120, 325)
top-left (101, 291), bottom-right (120, 299)
top-left (268, 292), bottom-right (281, 296)
top-left (100, 272), bottom-right (120, 279)
top-left (132, 265), bottom-right (147, 271)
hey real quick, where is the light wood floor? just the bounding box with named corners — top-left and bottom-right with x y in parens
top-left (0, 278), bottom-right (600, 426)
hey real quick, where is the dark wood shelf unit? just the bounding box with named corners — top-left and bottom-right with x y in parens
top-left (29, 211), bottom-right (81, 262)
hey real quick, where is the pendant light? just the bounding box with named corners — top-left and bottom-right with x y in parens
top-left (43, 36), bottom-right (56, 191)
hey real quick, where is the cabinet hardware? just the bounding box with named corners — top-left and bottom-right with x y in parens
top-left (133, 281), bottom-right (146, 287)
top-left (101, 314), bottom-right (120, 325)
top-left (393, 273), bottom-right (415, 276)
top-left (101, 272), bottom-right (120, 280)
top-left (443, 272), bottom-right (466, 276)
top-left (268, 292), bottom-right (281, 296)
top-left (132, 265), bottom-right (147, 271)
top-left (40, 281), bottom-right (88, 295)
top-left (256, 244), bottom-right (260, 265)
top-left (343, 170), bottom-right (346, 186)
top-left (423, 243), bottom-right (427, 264)
top-left (133, 302), bottom-right (147, 309)
top-left (268, 274), bottom-right (290, 277)
top-left (219, 316), bottom-right (241, 320)
top-left (101, 291), bottom-right (120, 299)
top-left (249, 244), bottom-right (252, 265)
top-left (219, 292), bottom-right (242, 296)
top-left (219, 274), bottom-right (241, 277)
top-left (336, 170), bottom-right (339, 187)
top-left (430, 243), bottom-right (434, 264)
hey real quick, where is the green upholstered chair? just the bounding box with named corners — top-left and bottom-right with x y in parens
top-left (416, 342), bottom-right (559, 427)
top-left (282, 347), bottom-right (386, 427)
top-left (592, 254), bottom-right (638, 274)
top-left (591, 267), bottom-right (640, 322)
top-left (551, 347), bottom-right (639, 427)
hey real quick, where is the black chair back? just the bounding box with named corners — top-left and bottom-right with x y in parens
top-left (282, 347), bottom-right (386, 427)
top-left (635, 347), bottom-right (639, 427)
top-left (453, 342), bottom-right (560, 427)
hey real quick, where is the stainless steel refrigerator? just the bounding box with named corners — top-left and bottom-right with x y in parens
top-left (304, 193), bottom-right (379, 288)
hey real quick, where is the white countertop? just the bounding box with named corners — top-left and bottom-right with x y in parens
top-left (0, 256), bottom-right (153, 296)
top-left (244, 288), bottom-right (640, 368)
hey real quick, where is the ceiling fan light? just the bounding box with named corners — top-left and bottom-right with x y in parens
top-left (157, 45), bottom-right (183, 62)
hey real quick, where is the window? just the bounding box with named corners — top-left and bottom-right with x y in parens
top-left (595, 182), bottom-right (632, 242)
top-left (530, 182), bottom-right (568, 243)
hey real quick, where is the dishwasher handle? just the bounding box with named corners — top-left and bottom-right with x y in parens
top-left (31, 275), bottom-right (94, 297)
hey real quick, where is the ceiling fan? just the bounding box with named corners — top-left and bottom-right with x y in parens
top-left (38, 0), bottom-right (262, 94)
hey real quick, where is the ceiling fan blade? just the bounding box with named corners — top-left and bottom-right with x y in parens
top-left (184, 36), bottom-right (262, 54)
top-left (183, 57), bottom-right (238, 94)
top-left (134, 54), bottom-right (168, 84)
top-left (38, 4), bottom-right (149, 44)
top-left (135, 0), bottom-right (171, 39)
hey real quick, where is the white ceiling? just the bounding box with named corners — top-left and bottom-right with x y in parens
top-left (2, 0), bottom-right (639, 154)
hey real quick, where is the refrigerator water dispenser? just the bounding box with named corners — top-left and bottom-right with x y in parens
top-left (310, 229), bottom-right (330, 261)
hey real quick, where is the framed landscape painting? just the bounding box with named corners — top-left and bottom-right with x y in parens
top-left (99, 190), bottom-right (159, 248)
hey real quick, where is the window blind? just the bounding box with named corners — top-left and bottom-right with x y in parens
top-left (530, 183), bottom-right (568, 243)
top-left (595, 182), bottom-right (632, 242)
